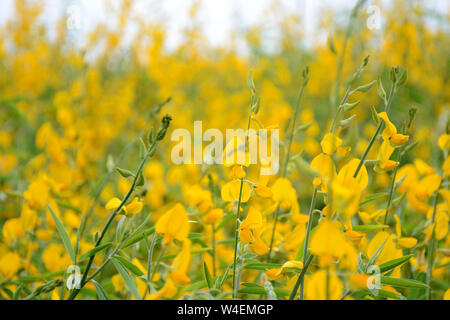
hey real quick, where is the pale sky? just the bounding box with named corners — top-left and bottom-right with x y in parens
top-left (0, 0), bottom-right (448, 51)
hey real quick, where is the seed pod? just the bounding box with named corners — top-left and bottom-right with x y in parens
top-left (139, 138), bottom-right (147, 160)
top-left (136, 172), bottom-right (145, 187)
top-left (156, 114), bottom-right (172, 141)
top-left (341, 101), bottom-right (360, 112)
top-left (147, 128), bottom-right (154, 145)
top-left (377, 78), bottom-right (387, 104)
top-left (351, 80), bottom-right (376, 95)
top-left (396, 68), bottom-right (408, 87)
top-left (116, 167), bottom-right (135, 178)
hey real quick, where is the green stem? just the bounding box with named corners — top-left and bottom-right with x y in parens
top-left (383, 151), bottom-right (401, 225)
top-left (68, 138), bottom-right (160, 300)
top-left (299, 187), bottom-right (318, 300)
top-left (266, 78), bottom-right (307, 262)
top-left (289, 254), bottom-right (314, 300)
top-left (354, 83), bottom-right (396, 178)
top-left (231, 106), bottom-right (253, 299)
top-left (211, 224), bottom-right (216, 277)
top-left (426, 183), bottom-right (442, 300)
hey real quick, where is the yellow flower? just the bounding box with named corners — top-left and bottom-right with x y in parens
top-left (221, 180), bottom-right (252, 203)
top-left (397, 237), bottom-right (418, 248)
top-left (231, 165), bottom-right (246, 179)
top-left (271, 178), bottom-right (299, 215)
top-left (266, 260), bottom-right (303, 280)
top-left (366, 232), bottom-right (402, 266)
top-left (305, 270), bottom-right (343, 300)
top-left (203, 208), bottom-right (224, 224)
top-left (24, 179), bottom-right (50, 210)
top-left (149, 278), bottom-right (177, 300)
top-left (254, 185), bottom-right (273, 198)
top-left (444, 289), bottom-right (450, 300)
top-left (320, 133), bottom-right (342, 155)
top-left (105, 197), bottom-right (143, 216)
top-left (2, 218), bottom-right (24, 244)
top-left (437, 133), bottom-right (450, 150)
top-left (170, 240), bottom-right (191, 285)
top-left (393, 215), bottom-right (417, 248)
top-left (185, 184), bottom-right (213, 213)
top-left (42, 243), bottom-right (71, 272)
top-left (310, 219), bottom-right (351, 262)
top-left (378, 112), bottom-right (409, 147)
top-left (0, 252), bottom-right (21, 278)
top-left (311, 153), bottom-right (335, 192)
top-left (375, 140), bottom-right (399, 173)
top-left (155, 203), bottom-right (190, 245)
top-left (239, 207), bottom-right (263, 244)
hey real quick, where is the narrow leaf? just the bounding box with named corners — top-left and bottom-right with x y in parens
top-left (379, 255), bottom-right (413, 273)
top-left (203, 262), bottom-right (213, 289)
top-left (78, 242), bottom-right (112, 262)
top-left (112, 258), bottom-right (141, 299)
top-left (47, 204), bottom-right (75, 263)
top-left (113, 256), bottom-right (144, 277)
top-left (92, 280), bottom-right (110, 300)
top-left (380, 276), bottom-right (429, 289)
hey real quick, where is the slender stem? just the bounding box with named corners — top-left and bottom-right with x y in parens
top-left (383, 151), bottom-right (401, 225)
top-left (282, 85), bottom-right (305, 177)
top-left (68, 140), bottom-right (159, 300)
top-left (330, 86), bottom-right (352, 133)
top-left (75, 101), bottom-right (168, 257)
top-left (211, 224), bottom-right (216, 277)
top-left (299, 187), bottom-right (318, 300)
top-left (289, 254), bottom-right (314, 300)
top-left (326, 267), bottom-right (330, 300)
top-left (426, 184), bottom-right (442, 299)
top-left (267, 80), bottom-right (306, 262)
top-left (354, 83), bottom-right (396, 178)
top-left (231, 107), bottom-right (253, 299)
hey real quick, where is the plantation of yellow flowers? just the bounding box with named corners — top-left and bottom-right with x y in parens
top-left (0, 0), bottom-right (449, 301)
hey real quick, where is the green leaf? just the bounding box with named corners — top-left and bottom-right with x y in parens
top-left (367, 237), bottom-right (387, 270)
top-left (47, 204), bottom-right (75, 263)
top-left (111, 258), bottom-right (141, 299)
top-left (113, 255), bottom-right (144, 277)
top-left (215, 212), bottom-right (235, 231)
top-left (328, 35), bottom-right (337, 54)
top-left (377, 289), bottom-right (406, 300)
top-left (121, 227), bottom-right (155, 249)
top-left (353, 225), bottom-right (388, 232)
top-left (238, 286), bottom-right (290, 297)
top-left (380, 276), bottom-right (428, 289)
top-left (78, 242), bottom-right (112, 262)
top-left (203, 262), bottom-right (213, 289)
top-left (244, 262), bottom-right (282, 271)
top-left (116, 216), bottom-right (126, 242)
top-left (92, 280), bottom-right (110, 300)
top-left (378, 254), bottom-right (413, 273)
top-left (360, 192), bottom-right (387, 206)
top-left (296, 121), bottom-right (314, 133)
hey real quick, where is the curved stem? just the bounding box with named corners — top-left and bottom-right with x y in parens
top-left (68, 140), bottom-right (158, 300)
